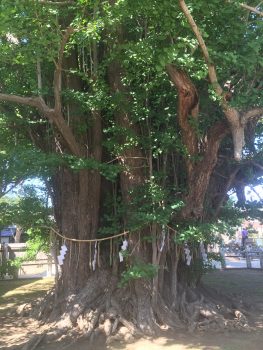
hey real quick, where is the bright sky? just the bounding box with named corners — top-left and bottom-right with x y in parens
top-left (10, 177), bottom-right (263, 205)
top-left (245, 185), bottom-right (263, 202)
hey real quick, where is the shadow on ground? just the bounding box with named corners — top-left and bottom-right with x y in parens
top-left (1, 270), bottom-right (263, 350)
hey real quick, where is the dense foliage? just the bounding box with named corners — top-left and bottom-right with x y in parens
top-left (0, 0), bottom-right (262, 335)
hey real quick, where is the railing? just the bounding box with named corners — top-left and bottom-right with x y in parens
top-left (0, 243), bottom-right (55, 279)
top-left (221, 245), bottom-right (263, 269)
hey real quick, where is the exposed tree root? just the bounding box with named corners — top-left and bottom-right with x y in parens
top-left (17, 277), bottom-right (252, 349)
top-left (21, 331), bottom-right (47, 350)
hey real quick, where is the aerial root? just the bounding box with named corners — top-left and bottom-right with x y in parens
top-left (21, 331), bottom-right (47, 350)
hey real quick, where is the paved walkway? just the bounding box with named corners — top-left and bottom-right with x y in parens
top-left (225, 257), bottom-right (261, 269)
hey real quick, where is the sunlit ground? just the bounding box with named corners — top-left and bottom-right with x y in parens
top-left (1, 273), bottom-right (263, 350)
top-left (0, 277), bottom-right (54, 311)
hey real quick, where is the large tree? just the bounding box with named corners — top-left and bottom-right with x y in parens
top-left (0, 0), bottom-right (262, 342)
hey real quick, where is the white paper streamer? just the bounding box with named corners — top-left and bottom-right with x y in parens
top-left (57, 256), bottom-right (64, 266)
top-left (119, 252), bottom-right (124, 262)
top-left (200, 242), bottom-right (208, 262)
top-left (92, 242), bottom-right (97, 271)
top-left (184, 246), bottom-right (192, 266)
top-left (119, 239), bottom-right (128, 262)
top-left (57, 244), bottom-right (68, 266)
top-left (160, 226), bottom-right (166, 252)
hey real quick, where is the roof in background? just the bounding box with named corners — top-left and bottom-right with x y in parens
top-left (0, 226), bottom-right (16, 237)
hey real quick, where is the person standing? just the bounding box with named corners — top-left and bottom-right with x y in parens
top-left (241, 228), bottom-right (248, 248)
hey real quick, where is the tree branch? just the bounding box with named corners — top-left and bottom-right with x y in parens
top-left (0, 179), bottom-right (24, 199)
top-left (166, 64), bottom-right (199, 159)
top-left (178, 0), bottom-right (262, 161)
top-left (226, 1), bottom-right (263, 17)
top-left (37, 58), bottom-right (43, 94)
top-left (241, 107), bottom-right (263, 125)
top-left (38, 0), bottom-right (75, 5)
top-left (240, 3), bottom-right (263, 17)
top-left (178, 0), bottom-right (224, 99)
top-left (0, 94), bottom-right (51, 115)
top-left (249, 185), bottom-right (262, 200)
top-left (54, 26), bottom-right (75, 113)
top-left (0, 26), bottom-right (83, 157)
top-left (52, 111), bottom-right (82, 156)
top-left (213, 166), bottom-right (241, 218)
top-left (251, 160), bottom-right (263, 172)
top-left (0, 93), bottom-right (82, 156)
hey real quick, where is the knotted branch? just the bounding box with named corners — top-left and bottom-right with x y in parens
top-left (178, 0), bottom-right (263, 161)
top-left (166, 65), bottom-right (199, 160)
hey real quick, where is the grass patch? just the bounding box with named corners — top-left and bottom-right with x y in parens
top-left (0, 278), bottom-right (54, 312)
top-left (202, 270), bottom-right (263, 301)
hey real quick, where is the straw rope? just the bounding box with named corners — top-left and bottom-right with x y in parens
top-left (43, 224), bottom-right (177, 243)
top-left (43, 226), bottom-right (129, 243)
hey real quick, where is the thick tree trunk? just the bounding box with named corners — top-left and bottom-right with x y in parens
top-left (182, 122), bottom-right (228, 219)
top-left (235, 182), bottom-right (246, 207)
top-left (14, 225), bottom-right (23, 243)
top-left (49, 47), bottom-right (102, 292)
top-left (27, 63), bottom-right (248, 347)
top-left (108, 59), bottom-right (158, 333)
top-left (51, 167), bottom-right (100, 292)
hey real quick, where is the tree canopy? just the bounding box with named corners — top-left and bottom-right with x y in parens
top-left (0, 0), bottom-right (262, 339)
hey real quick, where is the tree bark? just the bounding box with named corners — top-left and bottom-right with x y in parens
top-left (107, 59), bottom-right (158, 333)
top-left (14, 225), bottom-right (23, 243)
top-left (167, 65), bottom-right (228, 219)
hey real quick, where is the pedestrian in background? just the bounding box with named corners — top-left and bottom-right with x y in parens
top-left (241, 227), bottom-right (248, 248)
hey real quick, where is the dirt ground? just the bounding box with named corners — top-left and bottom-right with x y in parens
top-left (1, 269), bottom-right (263, 350)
